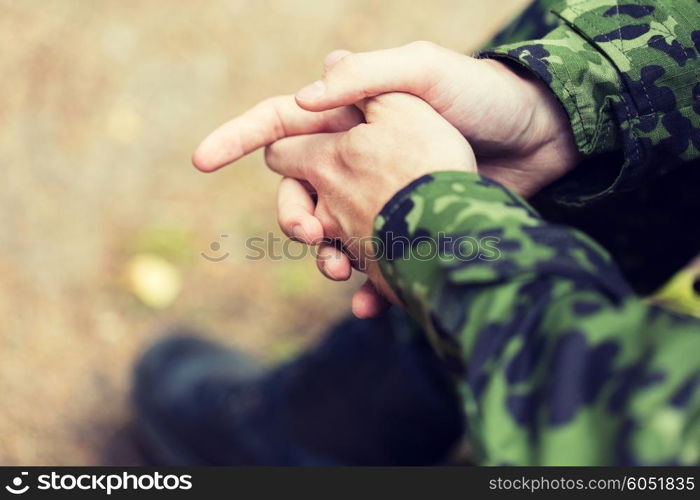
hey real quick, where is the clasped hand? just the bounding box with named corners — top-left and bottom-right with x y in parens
top-left (192, 42), bottom-right (579, 317)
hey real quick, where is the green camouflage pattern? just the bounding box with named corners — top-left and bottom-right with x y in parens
top-left (373, 171), bottom-right (700, 465)
top-left (478, 0), bottom-right (700, 297)
top-left (369, 0), bottom-right (700, 465)
top-left (483, 0), bottom-right (700, 205)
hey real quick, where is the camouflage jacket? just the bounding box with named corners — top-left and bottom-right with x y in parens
top-left (488, 0), bottom-right (700, 295)
top-left (374, 0), bottom-right (700, 465)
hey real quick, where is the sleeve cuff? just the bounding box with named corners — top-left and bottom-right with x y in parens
top-left (372, 171), bottom-right (541, 339)
top-left (482, 24), bottom-right (623, 162)
top-left (481, 0), bottom-right (700, 205)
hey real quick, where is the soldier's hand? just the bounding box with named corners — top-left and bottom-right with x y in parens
top-left (194, 92), bottom-right (476, 316)
top-left (296, 42), bottom-right (580, 199)
top-left (289, 43), bottom-right (582, 315)
top-left (264, 92), bottom-right (476, 311)
top-left (192, 41), bottom-right (580, 317)
top-left (192, 95), bottom-right (387, 317)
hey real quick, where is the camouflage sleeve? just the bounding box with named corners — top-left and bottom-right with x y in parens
top-left (481, 0), bottom-right (700, 205)
top-left (374, 170), bottom-right (700, 465)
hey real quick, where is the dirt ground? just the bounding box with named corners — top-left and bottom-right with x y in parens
top-left (0, 0), bottom-right (528, 465)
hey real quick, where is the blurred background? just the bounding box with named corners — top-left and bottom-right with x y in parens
top-left (0, 0), bottom-right (528, 464)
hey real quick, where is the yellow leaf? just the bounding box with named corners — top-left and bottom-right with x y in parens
top-left (126, 254), bottom-right (182, 309)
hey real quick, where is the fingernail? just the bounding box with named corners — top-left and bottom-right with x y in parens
top-left (327, 261), bottom-right (344, 281)
top-left (292, 225), bottom-right (307, 242)
top-left (321, 260), bottom-right (334, 279)
top-left (296, 80), bottom-right (326, 102)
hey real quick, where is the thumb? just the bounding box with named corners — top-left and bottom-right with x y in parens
top-left (295, 42), bottom-right (446, 112)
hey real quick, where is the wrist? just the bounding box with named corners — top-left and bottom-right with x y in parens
top-left (484, 58), bottom-right (581, 197)
top-left (528, 74), bottom-right (581, 171)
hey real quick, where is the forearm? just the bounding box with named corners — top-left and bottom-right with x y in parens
top-left (374, 171), bottom-right (700, 464)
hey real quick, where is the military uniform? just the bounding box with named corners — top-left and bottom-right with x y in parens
top-left (372, 0), bottom-right (700, 464)
top-left (133, 0), bottom-right (700, 466)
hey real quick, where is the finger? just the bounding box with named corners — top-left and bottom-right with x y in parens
top-left (264, 132), bottom-right (341, 180)
top-left (193, 95), bottom-right (362, 172)
top-left (277, 177), bottom-right (324, 244)
top-left (323, 49), bottom-right (352, 71)
top-left (349, 92), bottom-right (425, 127)
top-left (296, 41), bottom-right (450, 111)
top-left (316, 244), bottom-right (352, 281)
top-left (352, 280), bottom-right (390, 319)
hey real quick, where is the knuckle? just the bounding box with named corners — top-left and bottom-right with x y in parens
top-left (276, 205), bottom-right (298, 231)
top-left (263, 144), bottom-right (278, 167)
top-left (366, 93), bottom-right (393, 110)
top-left (277, 216), bottom-right (296, 236)
top-left (316, 253), bottom-right (329, 273)
top-left (337, 131), bottom-right (363, 164)
top-left (258, 95), bottom-right (292, 138)
top-left (333, 53), bottom-right (358, 76)
top-left (407, 40), bottom-right (438, 54)
top-left (404, 41), bottom-right (445, 86)
top-left (277, 214), bottom-right (293, 233)
top-left (315, 210), bottom-right (341, 241)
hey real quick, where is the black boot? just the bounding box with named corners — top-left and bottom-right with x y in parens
top-left (132, 312), bottom-right (465, 465)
